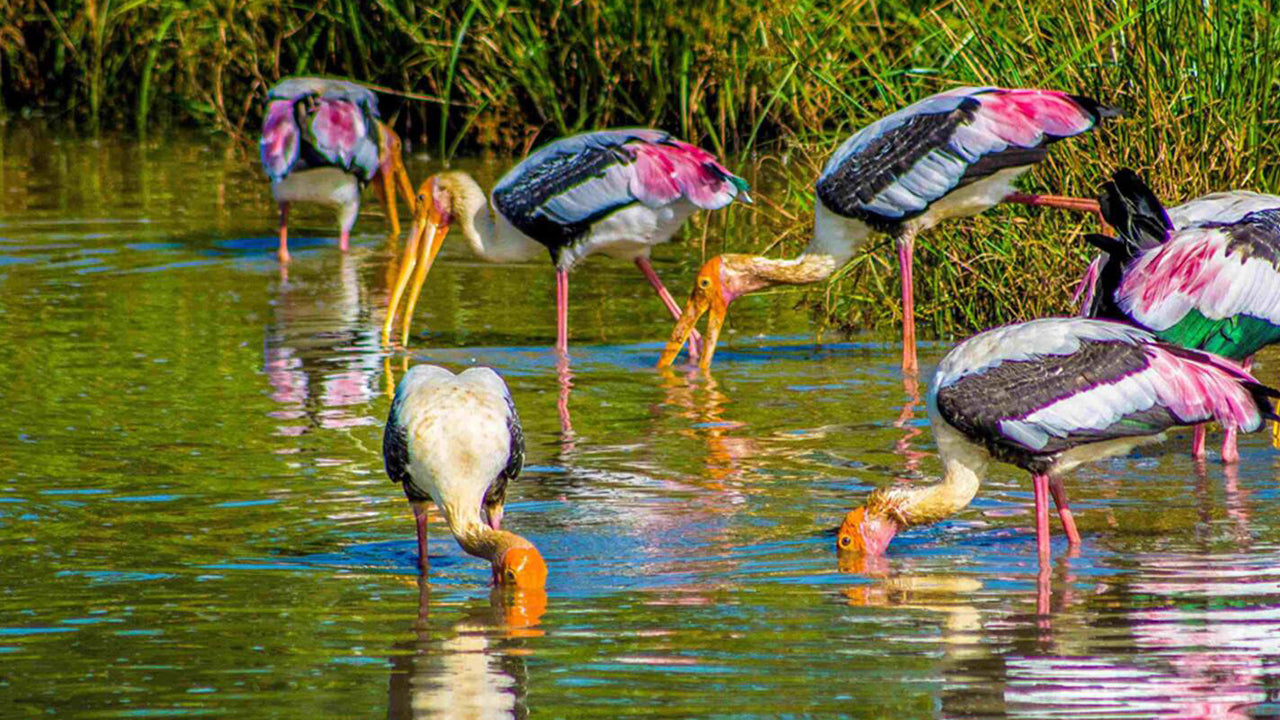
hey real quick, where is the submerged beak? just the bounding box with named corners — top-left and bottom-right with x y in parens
top-left (658, 266), bottom-right (728, 370)
top-left (382, 194), bottom-right (451, 347)
top-left (496, 545), bottom-right (548, 590)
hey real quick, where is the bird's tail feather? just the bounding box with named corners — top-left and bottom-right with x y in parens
top-left (1099, 168), bottom-right (1172, 257)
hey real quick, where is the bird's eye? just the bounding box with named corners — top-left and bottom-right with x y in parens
top-left (417, 194), bottom-right (426, 203)
top-left (839, 536), bottom-right (852, 548)
top-left (505, 569), bottom-right (517, 583)
top-left (698, 277), bottom-right (711, 289)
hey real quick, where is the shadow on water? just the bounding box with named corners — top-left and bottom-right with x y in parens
top-left (3, 124), bottom-right (1280, 717)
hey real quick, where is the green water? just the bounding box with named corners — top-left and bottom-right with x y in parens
top-left (3, 123), bottom-right (1280, 718)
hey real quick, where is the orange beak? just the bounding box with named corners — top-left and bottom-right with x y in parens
top-left (658, 258), bottom-right (727, 370)
top-left (496, 545), bottom-right (548, 590)
top-left (837, 507), bottom-right (899, 556)
top-left (382, 182), bottom-right (451, 347)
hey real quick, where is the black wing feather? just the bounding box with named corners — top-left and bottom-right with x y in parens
top-left (935, 339), bottom-right (1172, 473)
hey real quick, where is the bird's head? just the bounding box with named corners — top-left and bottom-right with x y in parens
top-left (658, 254), bottom-right (771, 369)
top-left (494, 544), bottom-right (548, 590)
top-left (837, 503), bottom-right (901, 557)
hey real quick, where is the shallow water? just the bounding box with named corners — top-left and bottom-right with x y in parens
top-left (3, 124), bottom-right (1280, 719)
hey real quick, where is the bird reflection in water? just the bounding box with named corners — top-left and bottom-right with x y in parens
top-left (837, 551), bottom-right (984, 646)
top-left (657, 367), bottom-right (760, 489)
top-left (388, 578), bottom-right (547, 720)
top-left (263, 251), bottom-right (382, 439)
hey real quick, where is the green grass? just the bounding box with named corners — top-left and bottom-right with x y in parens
top-left (3, 0), bottom-right (1278, 336)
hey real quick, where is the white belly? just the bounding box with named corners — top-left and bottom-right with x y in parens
top-left (558, 200), bottom-right (698, 269)
top-left (905, 167), bottom-right (1028, 236)
top-left (271, 167), bottom-right (361, 208)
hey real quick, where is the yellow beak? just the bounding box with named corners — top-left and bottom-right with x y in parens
top-left (382, 201), bottom-right (450, 347)
top-left (658, 285), bottom-right (726, 370)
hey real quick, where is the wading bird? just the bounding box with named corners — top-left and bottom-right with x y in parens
top-left (1079, 169), bottom-right (1280, 462)
top-left (837, 318), bottom-right (1276, 558)
top-left (381, 129), bottom-right (750, 351)
top-left (383, 365), bottom-right (546, 588)
top-left (659, 87), bottom-right (1116, 373)
top-left (260, 77), bottom-right (414, 263)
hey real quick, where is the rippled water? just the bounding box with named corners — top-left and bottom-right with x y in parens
top-left (3, 123), bottom-right (1280, 718)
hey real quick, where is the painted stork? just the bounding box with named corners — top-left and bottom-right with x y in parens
top-left (658, 87), bottom-right (1117, 373)
top-left (260, 77), bottom-right (415, 263)
top-left (380, 129), bottom-right (750, 350)
top-left (383, 365), bottom-right (547, 588)
top-left (837, 318), bottom-right (1276, 558)
top-left (1079, 169), bottom-right (1280, 462)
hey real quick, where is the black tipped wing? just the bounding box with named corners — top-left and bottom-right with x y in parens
top-left (383, 392), bottom-right (412, 487)
top-left (1099, 169), bottom-right (1172, 254)
top-left (935, 339), bottom-right (1172, 471)
top-left (483, 391), bottom-right (525, 513)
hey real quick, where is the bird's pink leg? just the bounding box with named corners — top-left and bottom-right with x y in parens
top-left (1192, 424), bottom-right (1208, 460)
top-left (1004, 192), bottom-right (1101, 214)
top-left (555, 268), bottom-right (569, 354)
top-left (1048, 476), bottom-right (1081, 546)
top-left (1221, 356), bottom-right (1253, 463)
top-left (410, 499), bottom-right (430, 574)
top-left (1032, 473), bottom-right (1051, 559)
top-left (339, 228), bottom-right (350, 253)
top-left (897, 235), bottom-right (918, 376)
top-left (634, 257), bottom-right (702, 360)
top-left (277, 202), bottom-right (291, 264)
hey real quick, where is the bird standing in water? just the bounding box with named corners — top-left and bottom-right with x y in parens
top-left (383, 365), bottom-right (546, 588)
top-left (381, 129), bottom-right (750, 351)
top-left (1079, 169), bottom-right (1280, 462)
top-left (660, 87), bottom-right (1116, 373)
top-left (260, 77), bottom-right (414, 262)
top-left (838, 318), bottom-right (1276, 558)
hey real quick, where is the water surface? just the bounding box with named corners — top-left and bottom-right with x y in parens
top-left (2, 124), bottom-right (1280, 718)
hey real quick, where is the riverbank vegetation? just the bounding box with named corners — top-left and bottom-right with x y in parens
top-left (3, 0), bottom-right (1276, 336)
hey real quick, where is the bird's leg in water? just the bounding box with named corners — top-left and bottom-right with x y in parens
top-left (556, 351), bottom-right (574, 443)
top-left (894, 373), bottom-right (925, 475)
top-left (1221, 356), bottom-right (1252, 463)
top-left (896, 233), bottom-right (918, 376)
top-left (278, 202), bottom-right (291, 263)
top-left (634, 257), bottom-right (703, 360)
top-left (1192, 424), bottom-right (1208, 460)
top-left (1048, 476), bottom-right (1081, 546)
top-left (555, 269), bottom-right (569, 354)
top-left (410, 499), bottom-right (430, 573)
top-left (1032, 473), bottom-right (1051, 559)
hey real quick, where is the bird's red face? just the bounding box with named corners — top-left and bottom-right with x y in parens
top-left (659, 256), bottom-right (731, 369)
top-left (495, 545), bottom-right (548, 590)
top-left (837, 507), bottom-right (899, 556)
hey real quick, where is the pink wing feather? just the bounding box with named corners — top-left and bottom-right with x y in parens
top-left (1144, 345), bottom-right (1263, 430)
top-left (629, 139), bottom-right (748, 210)
top-left (260, 100), bottom-right (300, 183)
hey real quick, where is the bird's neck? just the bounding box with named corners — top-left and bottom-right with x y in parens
top-left (807, 201), bottom-right (873, 266)
top-left (873, 423), bottom-right (988, 528)
top-left (453, 183), bottom-right (543, 264)
top-left (444, 506), bottom-right (532, 564)
top-left (730, 254), bottom-right (842, 298)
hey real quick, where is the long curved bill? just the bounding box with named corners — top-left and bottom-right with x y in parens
top-left (658, 289), bottom-right (725, 370)
top-left (382, 203), bottom-right (450, 346)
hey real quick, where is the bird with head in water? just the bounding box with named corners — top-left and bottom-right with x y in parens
top-left (837, 317), bottom-right (1277, 559)
top-left (383, 365), bottom-right (547, 589)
